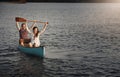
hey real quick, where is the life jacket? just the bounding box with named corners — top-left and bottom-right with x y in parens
top-left (19, 29), bottom-right (28, 39)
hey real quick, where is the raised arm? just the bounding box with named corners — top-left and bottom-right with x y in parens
top-left (39, 22), bottom-right (48, 35)
top-left (26, 21), bottom-right (36, 33)
top-left (25, 22), bottom-right (31, 33)
top-left (16, 22), bottom-right (20, 31)
top-left (30, 21), bottom-right (37, 30)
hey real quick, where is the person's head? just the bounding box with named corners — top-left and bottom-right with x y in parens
top-left (21, 23), bottom-right (26, 30)
top-left (33, 26), bottom-right (39, 37)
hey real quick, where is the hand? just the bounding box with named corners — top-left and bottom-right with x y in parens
top-left (34, 20), bottom-right (37, 23)
top-left (45, 22), bottom-right (48, 25)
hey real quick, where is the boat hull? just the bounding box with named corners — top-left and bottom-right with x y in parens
top-left (18, 45), bottom-right (45, 58)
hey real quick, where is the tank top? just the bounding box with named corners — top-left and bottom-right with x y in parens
top-left (31, 33), bottom-right (40, 47)
top-left (19, 29), bottom-right (28, 39)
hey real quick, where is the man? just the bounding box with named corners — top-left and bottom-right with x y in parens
top-left (16, 22), bottom-right (36, 46)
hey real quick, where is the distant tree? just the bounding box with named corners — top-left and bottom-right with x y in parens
top-left (19, 0), bottom-right (26, 3)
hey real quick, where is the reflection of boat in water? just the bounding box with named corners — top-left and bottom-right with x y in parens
top-left (18, 45), bottom-right (45, 58)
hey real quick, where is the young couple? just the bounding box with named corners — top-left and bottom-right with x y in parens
top-left (16, 21), bottom-right (48, 47)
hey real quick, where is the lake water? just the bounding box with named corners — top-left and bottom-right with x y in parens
top-left (0, 3), bottom-right (120, 77)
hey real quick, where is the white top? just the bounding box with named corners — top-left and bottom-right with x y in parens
top-left (27, 25), bottom-right (41, 47)
top-left (26, 23), bottom-right (47, 47)
top-left (30, 33), bottom-right (40, 47)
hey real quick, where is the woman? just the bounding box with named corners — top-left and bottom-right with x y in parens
top-left (29, 21), bottom-right (48, 47)
top-left (16, 22), bottom-right (36, 46)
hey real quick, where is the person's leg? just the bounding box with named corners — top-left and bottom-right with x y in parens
top-left (33, 43), bottom-right (39, 47)
top-left (20, 38), bottom-right (30, 47)
top-left (19, 39), bottom-right (24, 46)
top-left (29, 43), bottom-right (33, 47)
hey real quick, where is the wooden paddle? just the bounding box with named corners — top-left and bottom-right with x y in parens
top-left (15, 17), bottom-right (48, 24)
top-left (15, 17), bottom-right (27, 22)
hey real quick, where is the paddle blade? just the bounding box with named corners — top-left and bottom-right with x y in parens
top-left (15, 17), bottom-right (27, 22)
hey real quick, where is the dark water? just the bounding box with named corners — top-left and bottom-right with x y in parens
top-left (0, 3), bottom-right (120, 77)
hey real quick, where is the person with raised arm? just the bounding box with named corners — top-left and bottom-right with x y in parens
top-left (29, 21), bottom-right (48, 47)
top-left (16, 21), bottom-right (36, 46)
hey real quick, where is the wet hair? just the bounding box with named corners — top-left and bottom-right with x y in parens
top-left (33, 26), bottom-right (39, 37)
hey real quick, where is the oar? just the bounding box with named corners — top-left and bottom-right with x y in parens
top-left (27, 20), bottom-right (47, 24)
top-left (15, 17), bottom-right (47, 24)
top-left (15, 17), bottom-right (27, 22)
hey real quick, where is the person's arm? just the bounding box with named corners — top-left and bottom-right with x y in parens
top-left (25, 22), bottom-right (31, 33)
top-left (16, 22), bottom-right (20, 31)
top-left (26, 21), bottom-right (36, 33)
top-left (30, 21), bottom-right (37, 30)
top-left (39, 22), bottom-right (48, 35)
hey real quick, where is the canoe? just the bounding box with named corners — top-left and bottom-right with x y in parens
top-left (18, 45), bottom-right (45, 58)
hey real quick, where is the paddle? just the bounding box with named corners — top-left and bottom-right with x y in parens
top-left (15, 17), bottom-right (27, 22)
top-left (15, 17), bottom-right (48, 24)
